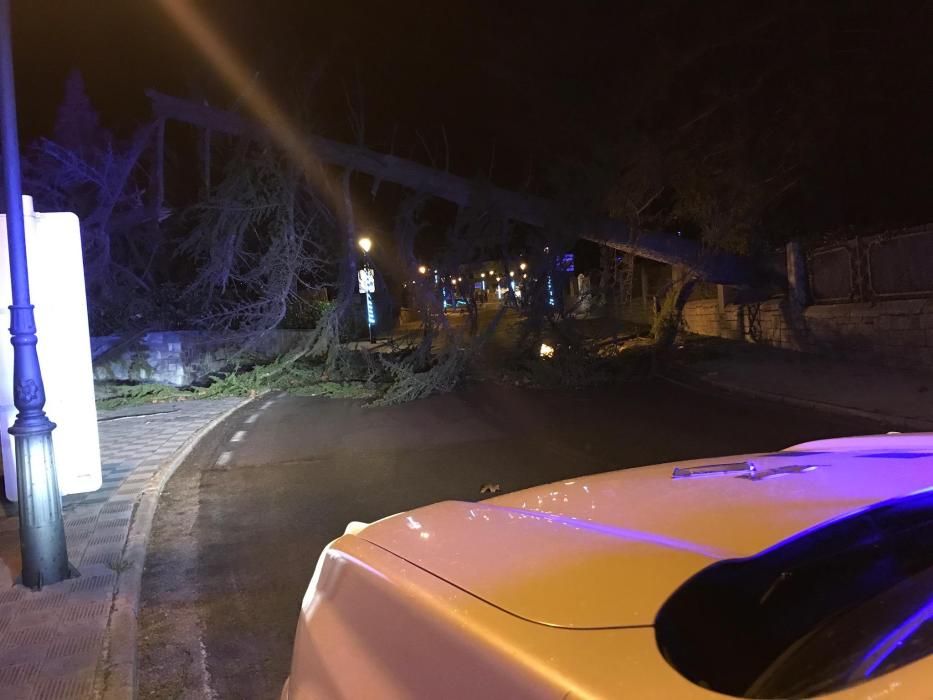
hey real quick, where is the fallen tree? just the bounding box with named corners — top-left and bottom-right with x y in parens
top-left (147, 90), bottom-right (767, 287)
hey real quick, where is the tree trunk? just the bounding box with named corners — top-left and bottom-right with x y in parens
top-left (146, 90), bottom-right (765, 286)
top-left (651, 274), bottom-right (697, 372)
top-left (152, 117), bottom-right (165, 216)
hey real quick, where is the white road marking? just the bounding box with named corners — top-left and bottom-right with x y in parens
top-left (260, 400), bottom-right (274, 410)
top-left (244, 413), bottom-right (259, 424)
top-left (216, 451), bottom-right (232, 467)
top-left (231, 430), bottom-right (247, 442)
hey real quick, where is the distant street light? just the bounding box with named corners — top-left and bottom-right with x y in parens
top-left (488, 270), bottom-right (494, 276)
top-left (358, 237), bottom-right (372, 253)
top-left (418, 265), bottom-right (427, 275)
top-left (480, 272), bottom-right (485, 278)
top-left (509, 271), bottom-right (515, 277)
top-left (520, 262), bottom-right (527, 271)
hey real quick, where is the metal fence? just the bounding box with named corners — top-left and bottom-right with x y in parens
top-left (808, 225), bottom-right (933, 303)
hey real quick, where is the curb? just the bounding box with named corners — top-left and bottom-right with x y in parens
top-left (661, 372), bottom-right (933, 432)
top-left (98, 397), bottom-right (254, 700)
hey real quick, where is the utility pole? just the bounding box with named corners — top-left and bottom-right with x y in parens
top-left (0, 0), bottom-right (70, 589)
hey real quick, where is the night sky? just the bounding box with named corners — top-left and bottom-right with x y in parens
top-left (10, 1), bottom-right (933, 238)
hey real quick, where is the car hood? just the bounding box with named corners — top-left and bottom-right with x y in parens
top-left (358, 434), bottom-right (933, 629)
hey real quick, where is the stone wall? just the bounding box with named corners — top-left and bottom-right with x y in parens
top-left (614, 300), bottom-right (653, 326)
top-left (682, 296), bottom-right (933, 371)
top-left (682, 298), bottom-right (739, 339)
top-left (92, 330), bottom-right (314, 386)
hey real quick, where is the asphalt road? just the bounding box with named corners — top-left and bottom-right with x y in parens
top-left (138, 379), bottom-right (880, 699)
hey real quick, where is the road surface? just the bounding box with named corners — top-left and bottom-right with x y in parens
top-left (138, 379), bottom-right (880, 699)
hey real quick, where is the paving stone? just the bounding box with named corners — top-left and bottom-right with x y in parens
top-left (8, 610), bottom-right (54, 631)
top-left (99, 501), bottom-right (134, 514)
top-left (40, 649), bottom-right (103, 679)
top-left (32, 674), bottom-right (95, 700)
top-left (69, 574), bottom-right (116, 595)
top-left (87, 533), bottom-right (125, 548)
top-left (0, 661), bottom-right (41, 692)
top-left (65, 530), bottom-right (93, 545)
top-left (59, 601), bottom-right (109, 624)
top-left (46, 632), bottom-right (104, 661)
top-left (64, 516), bottom-right (97, 530)
top-left (1, 625), bottom-right (57, 649)
top-left (17, 593), bottom-right (68, 613)
top-left (80, 549), bottom-right (123, 568)
top-left (0, 586), bottom-right (26, 605)
top-left (65, 530), bottom-right (92, 543)
top-left (95, 518), bottom-right (130, 530)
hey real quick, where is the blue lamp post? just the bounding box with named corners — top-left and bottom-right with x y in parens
top-left (0, 0), bottom-right (70, 589)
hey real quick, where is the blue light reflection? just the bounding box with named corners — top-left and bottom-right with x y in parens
top-left (497, 505), bottom-right (732, 559)
top-left (858, 596), bottom-right (933, 679)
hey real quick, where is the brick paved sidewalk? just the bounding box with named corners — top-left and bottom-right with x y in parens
top-left (0, 397), bottom-right (247, 700)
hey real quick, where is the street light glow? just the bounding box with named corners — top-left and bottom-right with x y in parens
top-left (509, 271), bottom-right (515, 277)
top-left (520, 262), bottom-right (527, 270)
top-left (481, 272), bottom-right (486, 278)
top-left (418, 265), bottom-right (427, 275)
top-left (358, 237), bottom-right (372, 253)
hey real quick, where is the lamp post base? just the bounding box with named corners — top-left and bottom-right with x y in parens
top-left (15, 429), bottom-right (72, 589)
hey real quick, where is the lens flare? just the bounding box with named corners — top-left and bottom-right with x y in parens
top-left (156, 0), bottom-right (337, 214)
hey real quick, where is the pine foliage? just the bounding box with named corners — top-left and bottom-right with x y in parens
top-left (180, 145), bottom-right (334, 338)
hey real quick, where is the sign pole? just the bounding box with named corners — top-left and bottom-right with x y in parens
top-left (0, 0), bottom-right (70, 589)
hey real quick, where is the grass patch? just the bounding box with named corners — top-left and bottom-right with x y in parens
top-left (96, 383), bottom-right (194, 410)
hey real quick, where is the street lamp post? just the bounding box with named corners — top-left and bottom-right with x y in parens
top-left (0, 0), bottom-right (70, 589)
top-left (358, 237), bottom-right (374, 343)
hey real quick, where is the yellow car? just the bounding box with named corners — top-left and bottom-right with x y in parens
top-left (282, 434), bottom-right (933, 699)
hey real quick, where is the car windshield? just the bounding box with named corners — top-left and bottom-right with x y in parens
top-left (655, 489), bottom-right (933, 698)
